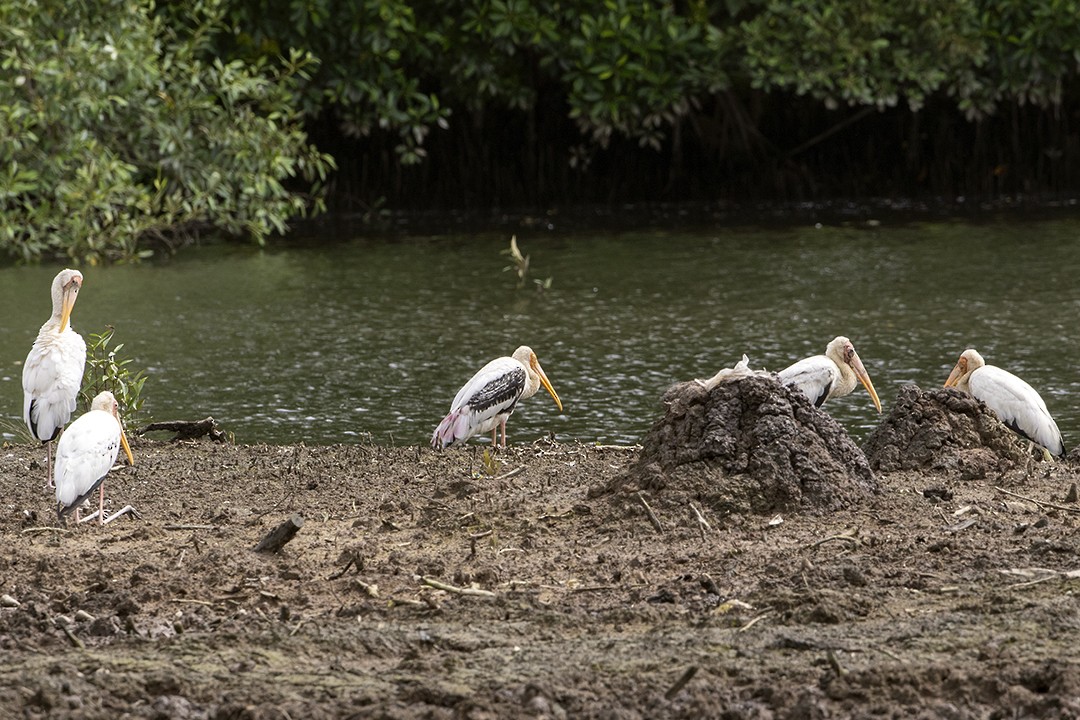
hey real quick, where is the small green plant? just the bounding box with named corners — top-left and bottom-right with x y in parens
top-left (502, 235), bottom-right (530, 289)
top-left (481, 447), bottom-right (498, 476)
top-left (81, 326), bottom-right (149, 429)
top-left (502, 235), bottom-right (552, 292)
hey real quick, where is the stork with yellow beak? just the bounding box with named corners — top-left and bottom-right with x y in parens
top-left (945, 348), bottom-right (1065, 458)
top-left (23, 269), bottom-right (86, 488)
top-left (432, 345), bottom-right (563, 449)
top-left (778, 336), bottom-right (882, 413)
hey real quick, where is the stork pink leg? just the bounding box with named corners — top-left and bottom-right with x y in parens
top-left (98, 484), bottom-right (105, 525)
top-left (45, 441), bottom-right (54, 489)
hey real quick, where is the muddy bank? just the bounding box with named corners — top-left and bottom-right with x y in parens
top-left (2, 431), bottom-right (1080, 718)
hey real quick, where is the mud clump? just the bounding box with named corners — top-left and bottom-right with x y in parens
top-left (863, 384), bottom-right (1025, 477)
top-left (605, 373), bottom-right (877, 514)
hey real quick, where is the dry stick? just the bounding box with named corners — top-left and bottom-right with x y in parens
top-left (327, 555), bottom-right (357, 581)
top-left (664, 666), bottom-right (699, 701)
top-left (810, 533), bottom-right (861, 549)
top-left (21, 526), bottom-right (71, 535)
top-left (469, 529), bottom-right (493, 559)
top-left (690, 503), bottom-right (711, 540)
top-left (738, 610), bottom-right (772, 633)
top-left (60, 624), bottom-right (84, 649)
top-left (637, 492), bottom-right (663, 533)
top-left (253, 514), bottom-right (305, 553)
top-left (419, 576), bottom-right (496, 598)
top-left (494, 466), bottom-right (525, 481)
top-left (137, 417), bottom-right (226, 442)
top-left (994, 486), bottom-right (1080, 515)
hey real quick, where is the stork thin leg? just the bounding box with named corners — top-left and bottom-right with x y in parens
top-left (98, 485), bottom-right (105, 525)
top-left (499, 419), bottom-right (508, 448)
top-left (45, 441), bottom-right (54, 489)
top-left (490, 428), bottom-right (498, 446)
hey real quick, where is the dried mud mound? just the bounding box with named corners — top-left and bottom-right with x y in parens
top-left (863, 384), bottom-right (1026, 476)
top-left (602, 373), bottom-right (877, 514)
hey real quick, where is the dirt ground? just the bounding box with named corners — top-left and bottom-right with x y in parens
top-left (3, 401), bottom-right (1080, 718)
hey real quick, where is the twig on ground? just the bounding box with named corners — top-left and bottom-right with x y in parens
top-left (253, 514), bottom-right (304, 553)
top-left (994, 486), bottom-right (1080, 515)
top-left (664, 665), bottom-right (698, 700)
top-left (809, 531), bottom-right (860, 549)
top-left (637, 492), bottom-right (663, 533)
top-left (328, 555), bottom-right (357, 581)
top-left (418, 576), bottom-right (496, 598)
top-left (690, 503), bottom-right (711, 540)
top-left (469, 529), bottom-right (493, 559)
top-left (60, 624), bottom-right (84, 649)
top-left (738, 610), bottom-right (772, 633)
top-left (164, 524), bottom-right (215, 531)
top-left (21, 526), bottom-right (70, 535)
top-left (593, 444), bottom-right (642, 451)
top-left (137, 417), bottom-right (227, 442)
top-left (494, 466), bottom-right (526, 481)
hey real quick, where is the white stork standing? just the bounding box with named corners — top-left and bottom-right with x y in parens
top-left (55, 391), bottom-right (137, 525)
top-left (432, 345), bottom-right (563, 449)
top-left (778, 336), bottom-right (882, 412)
top-left (944, 348), bottom-right (1065, 458)
top-left (23, 269), bottom-right (86, 488)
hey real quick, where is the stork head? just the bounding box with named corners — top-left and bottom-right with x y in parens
top-left (513, 345), bottom-right (563, 412)
top-left (91, 390), bottom-right (135, 467)
top-left (827, 336), bottom-right (882, 412)
top-left (944, 348), bottom-right (984, 388)
top-left (52, 269), bottom-right (83, 333)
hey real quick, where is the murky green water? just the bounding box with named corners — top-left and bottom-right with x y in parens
top-left (3, 214), bottom-right (1079, 448)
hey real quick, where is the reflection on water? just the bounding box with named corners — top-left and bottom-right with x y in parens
top-left (2, 215), bottom-right (1080, 448)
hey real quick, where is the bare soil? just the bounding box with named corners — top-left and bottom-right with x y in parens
top-left (3, 383), bottom-right (1080, 719)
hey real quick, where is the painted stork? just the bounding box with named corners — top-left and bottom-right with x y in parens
top-left (778, 336), bottom-right (882, 412)
top-left (23, 269), bottom-right (86, 488)
top-left (55, 391), bottom-right (137, 525)
top-left (432, 345), bottom-right (563, 449)
top-left (944, 348), bottom-right (1065, 458)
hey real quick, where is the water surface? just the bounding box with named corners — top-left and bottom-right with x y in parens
top-left (3, 215), bottom-right (1079, 448)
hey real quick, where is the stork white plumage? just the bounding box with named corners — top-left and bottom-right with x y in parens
top-left (944, 348), bottom-right (1065, 458)
top-left (23, 269), bottom-right (86, 488)
top-left (55, 391), bottom-right (136, 525)
top-left (432, 345), bottom-right (563, 449)
top-left (778, 336), bottom-right (882, 412)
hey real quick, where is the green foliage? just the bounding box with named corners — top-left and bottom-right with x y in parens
top-left (226, 0), bottom-right (450, 165)
top-left (81, 326), bottom-right (148, 430)
top-left (0, 0), bottom-right (335, 263)
top-left (739, 0), bottom-right (1080, 119)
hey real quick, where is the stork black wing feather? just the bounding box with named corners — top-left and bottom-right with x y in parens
top-left (467, 368), bottom-right (526, 413)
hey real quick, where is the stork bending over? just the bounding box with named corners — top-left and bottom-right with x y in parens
top-left (432, 346), bottom-right (562, 449)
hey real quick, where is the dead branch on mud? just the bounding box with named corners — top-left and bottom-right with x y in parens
top-left (418, 575), bottom-right (496, 598)
top-left (137, 417), bottom-right (227, 442)
top-left (254, 514), bottom-right (305, 553)
top-left (637, 492), bottom-right (663, 533)
top-left (809, 531), bottom-right (861, 549)
top-left (494, 466), bottom-right (526, 481)
top-left (690, 503), bottom-right (711, 540)
top-left (664, 666), bottom-right (698, 700)
top-left (993, 486), bottom-right (1080, 515)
